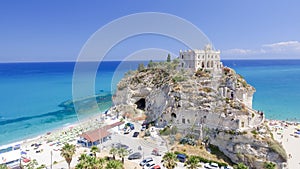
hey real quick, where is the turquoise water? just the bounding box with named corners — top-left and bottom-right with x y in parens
top-left (225, 60), bottom-right (300, 121)
top-left (0, 60), bottom-right (300, 146)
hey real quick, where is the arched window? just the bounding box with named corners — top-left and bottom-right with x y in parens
top-left (202, 62), bottom-right (205, 68)
top-left (207, 61), bottom-right (210, 68)
top-left (211, 61), bottom-right (214, 67)
top-left (182, 55), bottom-right (184, 59)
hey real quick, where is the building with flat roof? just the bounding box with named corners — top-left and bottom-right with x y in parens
top-left (179, 44), bottom-right (223, 73)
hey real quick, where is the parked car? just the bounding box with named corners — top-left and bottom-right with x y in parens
top-left (128, 152), bottom-right (142, 160)
top-left (151, 165), bottom-right (161, 169)
top-left (176, 154), bottom-right (187, 163)
top-left (139, 157), bottom-right (153, 166)
top-left (143, 161), bottom-right (155, 169)
top-left (141, 125), bottom-right (146, 131)
top-left (124, 122), bottom-right (135, 130)
top-left (204, 162), bottom-right (220, 169)
top-left (114, 143), bottom-right (129, 149)
top-left (132, 132), bottom-right (139, 137)
top-left (151, 148), bottom-right (161, 156)
top-left (124, 128), bottom-right (131, 134)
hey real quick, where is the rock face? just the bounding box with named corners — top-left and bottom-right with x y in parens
top-left (110, 61), bottom-right (287, 168)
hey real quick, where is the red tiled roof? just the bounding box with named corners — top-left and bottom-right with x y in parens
top-left (80, 121), bottom-right (124, 142)
top-left (80, 128), bottom-right (110, 143)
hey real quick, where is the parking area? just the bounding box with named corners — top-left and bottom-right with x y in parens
top-left (100, 121), bottom-right (168, 168)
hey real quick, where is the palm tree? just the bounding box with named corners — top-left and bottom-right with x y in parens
top-left (76, 154), bottom-right (90, 169)
top-left (184, 155), bottom-right (201, 169)
top-left (109, 147), bottom-right (118, 160)
top-left (117, 148), bottom-right (129, 163)
top-left (0, 164), bottom-right (9, 169)
top-left (60, 143), bottom-right (76, 169)
top-left (25, 159), bottom-right (39, 169)
top-left (162, 152), bottom-right (178, 169)
top-left (105, 160), bottom-right (123, 169)
top-left (95, 157), bottom-right (106, 169)
top-left (91, 146), bottom-right (99, 157)
top-left (76, 154), bottom-right (107, 169)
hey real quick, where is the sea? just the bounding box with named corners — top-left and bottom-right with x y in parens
top-left (0, 60), bottom-right (300, 146)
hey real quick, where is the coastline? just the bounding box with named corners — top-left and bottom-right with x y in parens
top-left (2, 108), bottom-right (300, 168)
top-left (267, 119), bottom-right (300, 168)
top-left (0, 108), bottom-right (107, 148)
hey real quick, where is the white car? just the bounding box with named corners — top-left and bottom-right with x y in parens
top-left (139, 157), bottom-right (153, 166)
top-left (124, 128), bottom-right (131, 134)
top-left (204, 162), bottom-right (219, 169)
top-left (143, 161), bottom-right (155, 169)
top-left (141, 125), bottom-right (146, 131)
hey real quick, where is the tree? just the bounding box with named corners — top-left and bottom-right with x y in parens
top-left (76, 154), bottom-right (89, 169)
top-left (138, 63), bottom-right (145, 71)
top-left (36, 164), bottom-right (46, 169)
top-left (148, 60), bottom-right (154, 68)
top-left (117, 148), bottom-right (129, 163)
top-left (0, 164), bottom-right (9, 169)
top-left (91, 146), bottom-right (99, 157)
top-left (264, 162), bottom-right (276, 169)
top-left (167, 54), bottom-right (171, 62)
top-left (162, 152), bottom-right (178, 169)
top-left (60, 143), bottom-right (76, 169)
top-left (25, 159), bottom-right (39, 169)
top-left (109, 147), bottom-right (118, 160)
top-left (95, 157), bottom-right (106, 169)
top-left (76, 154), bottom-right (106, 169)
top-left (235, 163), bottom-right (249, 169)
top-left (105, 160), bottom-right (123, 169)
top-left (184, 155), bottom-right (201, 169)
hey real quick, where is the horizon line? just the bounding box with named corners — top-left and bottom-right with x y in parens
top-left (1, 58), bottom-right (300, 63)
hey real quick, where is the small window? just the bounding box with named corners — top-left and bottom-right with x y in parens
top-left (187, 119), bottom-right (190, 123)
top-left (182, 118), bottom-right (185, 124)
top-left (182, 55), bottom-right (184, 59)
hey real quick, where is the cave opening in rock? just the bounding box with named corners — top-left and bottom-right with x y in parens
top-left (135, 98), bottom-right (145, 110)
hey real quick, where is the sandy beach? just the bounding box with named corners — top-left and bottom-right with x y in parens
top-left (1, 111), bottom-right (115, 168)
top-left (268, 120), bottom-right (300, 169)
top-left (2, 111), bottom-right (300, 169)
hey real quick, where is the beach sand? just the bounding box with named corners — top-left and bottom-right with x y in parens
top-left (16, 112), bottom-right (117, 168)
top-left (268, 120), bottom-right (300, 169)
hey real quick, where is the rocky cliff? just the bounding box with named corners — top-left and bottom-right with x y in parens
top-left (110, 60), bottom-right (287, 168)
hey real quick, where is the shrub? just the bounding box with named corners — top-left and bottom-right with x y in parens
top-left (251, 130), bottom-right (258, 135)
top-left (263, 162), bottom-right (276, 169)
top-left (267, 140), bottom-right (287, 161)
top-left (172, 75), bottom-right (185, 83)
top-left (159, 127), bottom-right (171, 136)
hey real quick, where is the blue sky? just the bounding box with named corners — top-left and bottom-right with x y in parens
top-left (0, 0), bottom-right (300, 62)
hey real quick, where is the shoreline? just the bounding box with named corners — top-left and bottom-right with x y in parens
top-left (1, 110), bottom-right (299, 168)
top-left (0, 108), bottom-right (109, 148)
